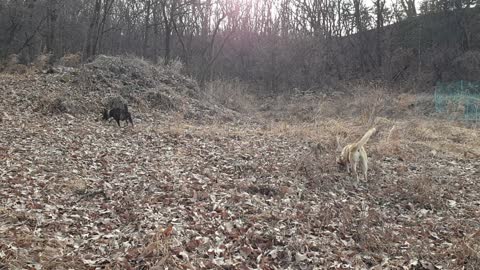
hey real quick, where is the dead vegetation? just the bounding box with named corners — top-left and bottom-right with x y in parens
top-left (1, 55), bottom-right (238, 121)
top-left (1, 56), bottom-right (480, 269)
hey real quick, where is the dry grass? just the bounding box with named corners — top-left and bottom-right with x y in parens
top-left (59, 53), bottom-right (82, 67)
top-left (251, 81), bottom-right (480, 159)
top-left (1, 71), bottom-right (480, 269)
top-left (205, 79), bottom-right (259, 113)
top-left (452, 230), bottom-right (480, 269)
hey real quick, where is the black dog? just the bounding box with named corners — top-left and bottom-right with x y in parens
top-left (102, 104), bottom-right (133, 127)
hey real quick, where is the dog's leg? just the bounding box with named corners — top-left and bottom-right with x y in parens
top-left (128, 116), bottom-right (133, 126)
top-left (351, 160), bottom-right (359, 181)
top-left (361, 158), bottom-right (368, 182)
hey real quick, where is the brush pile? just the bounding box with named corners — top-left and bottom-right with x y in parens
top-left (0, 55), bottom-right (238, 122)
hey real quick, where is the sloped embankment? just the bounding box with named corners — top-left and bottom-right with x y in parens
top-left (0, 55), bottom-right (237, 122)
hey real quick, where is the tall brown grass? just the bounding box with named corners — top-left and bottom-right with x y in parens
top-left (205, 79), bottom-right (258, 113)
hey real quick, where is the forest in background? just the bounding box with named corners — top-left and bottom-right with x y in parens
top-left (2, 2), bottom-right (480, 269)
top-left (0, 0), bottom-right (479, 92)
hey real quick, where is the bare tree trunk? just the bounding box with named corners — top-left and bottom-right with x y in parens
top-left (153, 0), bottom-right (160, 64)
top-left (26, 0), bottom-right (37, 62)
top-left (202, 0), bottom-right (211, 38)
top-left (164, 16), bottom-right (172, 64)
top-left (85, 0), bottom-right (114, 60)
top-left (199, 10), bottom-right (229, 86)
top-left (95, 0), bottom-right (115, 55)
top-left (46, 0), bottom-right (58, 55)
top-left (161, 0), bottom-right (177, 64)
top-left (401, 0), bottom-right (417, 17)
top-left (85, 0), bottom-right (102, 60)
top-left (353, 0), bottom-right (366, 72)
top-left (353, 0), bottom-right (362, 33)
top-left (143, 0), bottom-right (151, 59)
top-left (375, 0), bottom-right (385, 67)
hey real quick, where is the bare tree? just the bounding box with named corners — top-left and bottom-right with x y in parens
top-left (143, 0), bottom-right (152, 59)
top-left (0, 0), bottom-right (477, 90)
top-left (85, 0), bottom-right (115, 60)
top-left (401, 0), bottom-right (417, 17)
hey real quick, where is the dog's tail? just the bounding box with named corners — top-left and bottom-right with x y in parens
top-left (350, 127), bottom-right (376, 152)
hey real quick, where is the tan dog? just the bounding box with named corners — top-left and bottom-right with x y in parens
top-left (336, 128), bottom-right (376, 181)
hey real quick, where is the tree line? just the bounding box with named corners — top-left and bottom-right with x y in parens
top-left (1, 0), bottom-right (479, 91)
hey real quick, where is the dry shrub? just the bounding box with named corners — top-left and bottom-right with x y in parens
top-left (3, 64), bottom-right (28, 74)
top-left (348, 84), bottom-right (389, 124)
top-left (1, 54), bottom-right (19, 71)
top-left (398, 176), bottom-right (443, 210)
top-left (353, 214), bottom-right (394, 254)
top-left (409, 122), bottom-right (443, 141)
top-left (288, 94), bottom-right (325, 122)
top-left (59, 53), bottom-right (82, 67)
top-left (0, 233), bottom-right (36, 269)
top-left (260, 92), bottom-right (329, 122)
top-left (295, 143), bottom-right (338, 186)
top-left (452, 230), bottom-right (480, 268)
top-left (1, 54), bottom-right (27, 74)
top-left (6, 53), bottom-right (20, 66)
top-left (375, 122), bottom-right (402, 156)
top-left (265, 82), bottom-right (426, 123)
top-left (453, 50), bottom-right (480, 81)
top-left (411, 120), bottom-right (474, 140)
top-left (86, 55), bottom-right (158, 88)
top-left (36, 96), bottom-right (69, 115)
top-left (33, 53), bottom-right (52, 70)
top-left (65, 178), bottom-right (89, 195)
top-left (262, 82), bottom-right (439, 126)
top-left (155, 57), bottom-right (184, 73)
top-left (133, 225), bottom-right (180, 269)
top-left (396, 93), bottom-right (416, 109)
top-left (205, 79), bottom-right (258, 113)
top-left (413, 93), bottom-right (436, 115)
top-left (72, 54), bottom-right (216, 118)
top-left (146, 91), bottom-right (180, 111)
top-left (314, 97), bottom-right (339, 118)
top-left (263, 95), bottom-right (477, 159)
top-left (34, 89), bottom-right (93, 115)
top-left (389, 48), bottom-right (416, 80)
top-left (443, 97), bottom-right (468, 121)
top-left (389, 119), bottom-right (480, 157)
top-left (165, 58), bottom-right (183, 74)
top-left (47, 97), bottom-right (68, 114)
top-left (372, 117), bottom-right (395, 129)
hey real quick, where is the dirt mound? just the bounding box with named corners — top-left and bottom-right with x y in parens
top-left (79, 56), bottom-right (202, 112)
top-left (0, 55), bottom-right (238, 122)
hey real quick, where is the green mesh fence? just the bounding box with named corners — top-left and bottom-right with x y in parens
top-left (435, 81), bottom-right (480, 122)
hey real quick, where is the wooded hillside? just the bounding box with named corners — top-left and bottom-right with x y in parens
top-left (1, 1), bottom-right (479, 91)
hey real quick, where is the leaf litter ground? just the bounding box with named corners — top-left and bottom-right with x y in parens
top-left (1, 60), bottom-right (479, 269)
top-left (1, 111), bottom-right (479, 269)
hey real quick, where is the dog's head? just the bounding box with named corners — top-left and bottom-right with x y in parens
top-left (102, 109), bottom-right (109, 120)
top-left (336, 147), bottom-right (349, 171)
top-left (336, 155), bottom-right (346, 166)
